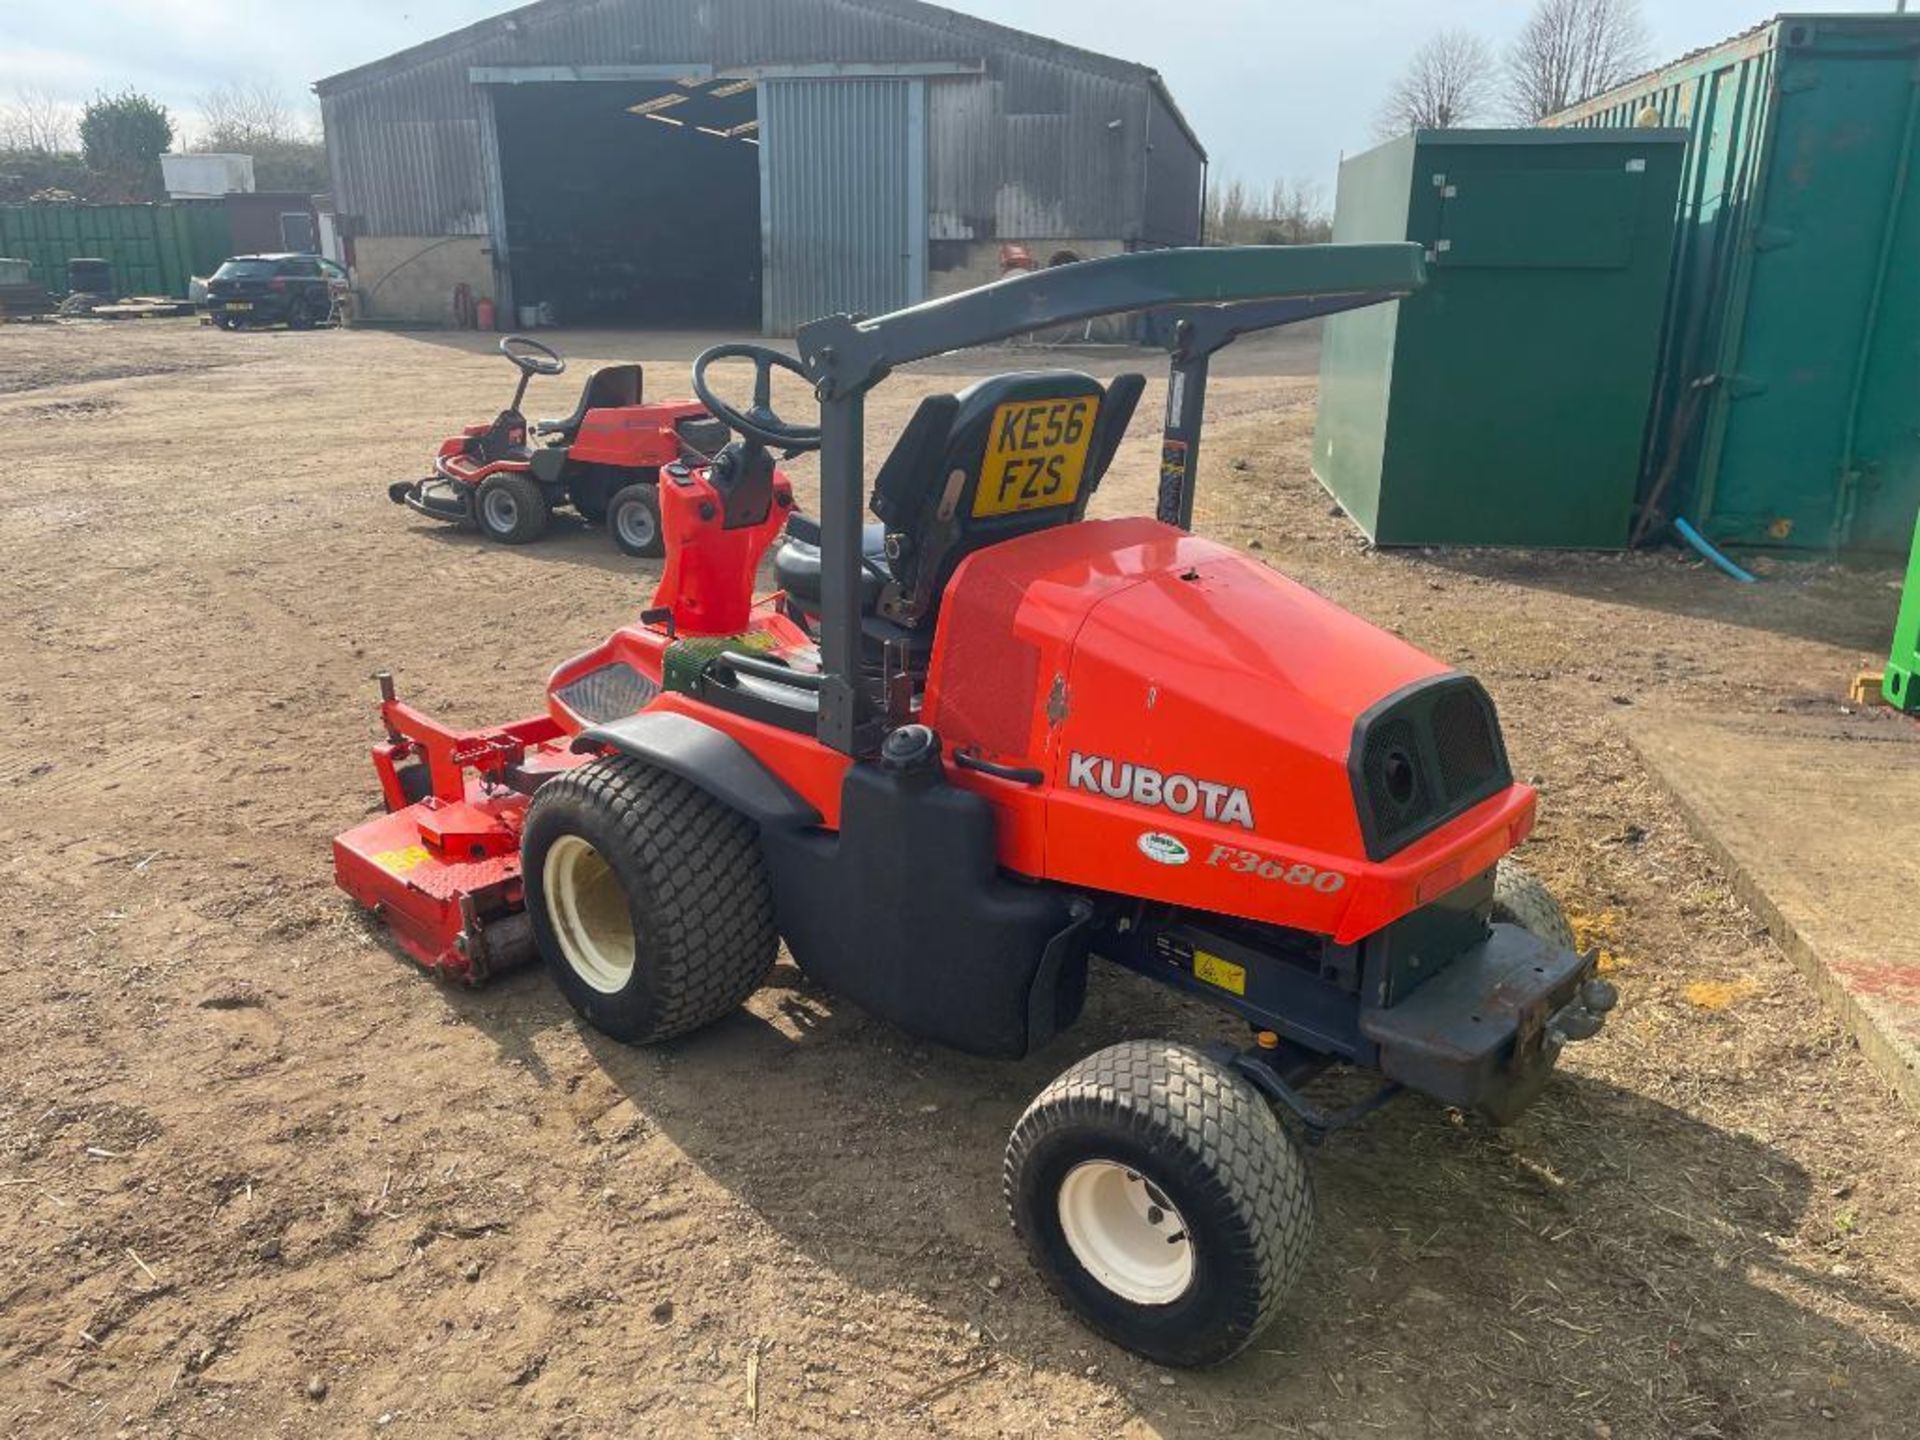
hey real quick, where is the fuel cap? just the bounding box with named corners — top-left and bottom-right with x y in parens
top-left (880, 724), bottom-right (940, 772)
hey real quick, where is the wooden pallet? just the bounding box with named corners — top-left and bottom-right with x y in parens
top-left (89, 298), bottom-right (197, 320)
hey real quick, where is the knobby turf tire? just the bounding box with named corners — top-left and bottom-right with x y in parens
top-left (474, 471), bottom-right (550, 545)
top-left (522, 756), bottom-right (777, 1044)
top-left (1005, 1039), bottom-right (1313, 1367)
top-left (1492, 859), bottom-right (1576, 950)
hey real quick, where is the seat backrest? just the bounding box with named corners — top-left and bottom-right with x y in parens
top-left (543, 364), bottom-right (646, 441)
top-left (871, 370), bottom-right (1144, 628)
top-left (579, 363), bottom-right (643, 414)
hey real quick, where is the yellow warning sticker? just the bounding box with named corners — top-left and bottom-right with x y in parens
top-left (373, 844), bottom-right (431, 876)
top-left (1193, 949), bottom-right (1247, 996)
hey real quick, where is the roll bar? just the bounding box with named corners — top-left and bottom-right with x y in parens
top-left (793, 243), bottom-right (1426, 756)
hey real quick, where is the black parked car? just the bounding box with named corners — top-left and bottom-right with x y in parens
top-left (204, 254), bottom-right (348, 331)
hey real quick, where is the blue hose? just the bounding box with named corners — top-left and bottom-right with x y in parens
top-left (1673, 517), bottom-right (1758, 584)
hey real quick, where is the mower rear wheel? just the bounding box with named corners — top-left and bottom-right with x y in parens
top-left (1005, 1040), bottom-right (1313, 1367)
top-left (522, 756), bottom-right (776, 1043)
top-left (474, 472), bottom-right (550, 545)
top-left (1492, 859), bottom-right (1576, 950)
top-left (607, 483), bottom-right (664, 558)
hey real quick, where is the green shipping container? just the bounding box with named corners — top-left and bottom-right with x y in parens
top-left (0, 201), bottom-right (232, 299)
top-left (1552, 15), bottom-right (1920, 554)
top-left (1313, 129), bottom-right (1686, 549)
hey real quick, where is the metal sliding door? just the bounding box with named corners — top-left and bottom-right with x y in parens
top-left (759, 77), bottom-right (925, 334)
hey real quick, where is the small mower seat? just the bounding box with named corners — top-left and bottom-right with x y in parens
top-left (533, 364), bottom-right (644, 443)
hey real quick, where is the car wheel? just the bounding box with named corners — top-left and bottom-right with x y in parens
top-left (288, 295), bottom-right (315, 330)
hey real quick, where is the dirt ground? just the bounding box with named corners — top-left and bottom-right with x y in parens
top-left (1, 317), bottom-right (1915, 1440)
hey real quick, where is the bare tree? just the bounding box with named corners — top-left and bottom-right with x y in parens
top-left (0, 88), bottom-right (79, 153)
top-left (1375, 30), bottom-right (1496, 139)
top-left (192, 81), bottom-right (313, 149)
top-left (1204, 176), bottom-right (1333, 246)
top-left (1505, 0), bottom-right (1652, 122)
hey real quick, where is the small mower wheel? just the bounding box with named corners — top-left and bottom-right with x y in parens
top-left (1492, 859), bottom-right (1577, 950)
top-left (474, 472), bottom-right (550, 545)
top-left (607, 482), bottom-right (664, 558)
top-left (522, 756), bottom-right (777, 1044)
top-left (1006, 1040), bottom-right (1313, 1367)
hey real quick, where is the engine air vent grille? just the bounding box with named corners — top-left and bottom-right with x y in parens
top-left (1350, 676), bottom-right (1512, 859)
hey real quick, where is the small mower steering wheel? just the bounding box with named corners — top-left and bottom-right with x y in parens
top-left (500, 334), bottom-right (566, 377)
top-left (692, 343), bottom-right (822, 453)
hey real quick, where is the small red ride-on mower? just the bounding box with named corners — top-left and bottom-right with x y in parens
top-left (337, 247), bottom-right (1616, 1367)
top-left (389, 335), bottom-right (732, 556)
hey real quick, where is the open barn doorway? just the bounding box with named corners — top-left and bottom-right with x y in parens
top-left (493, 78), bottom-right (761, 327)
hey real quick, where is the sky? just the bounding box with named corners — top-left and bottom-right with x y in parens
top-left (0, 0), bottom-right (1894, 188)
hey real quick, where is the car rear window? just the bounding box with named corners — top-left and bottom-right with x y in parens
top-left (213, 259), bottom-right (278, 279)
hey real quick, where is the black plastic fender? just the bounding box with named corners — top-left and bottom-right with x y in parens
top-left (571, 711), bottom-right (821, 830)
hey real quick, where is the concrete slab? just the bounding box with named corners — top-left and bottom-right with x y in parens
top-left (1630, 709), bottom-right (1920, 1108)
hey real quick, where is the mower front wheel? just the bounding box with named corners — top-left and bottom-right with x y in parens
top-left (522, 756), bottom-right (777, 1044)
top-left (1005, 1040), bottom-right (1313, 1367)
top-left (474, 472), bottom-right (550, 545)
top-left (607, 482), bottom-right (664, 558)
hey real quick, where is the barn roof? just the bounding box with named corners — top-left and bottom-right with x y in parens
top-left (314, 0), bottom-right (1202, 156)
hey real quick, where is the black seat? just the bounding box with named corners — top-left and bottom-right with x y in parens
top-left (774, 522), bottom-right (891, 615)
top-left (769, 369), bottom-right (1142, 635)
top-left (533, 364), bottom-right (644, 442)
top-left (873, 370), bottom-right (1143, 628)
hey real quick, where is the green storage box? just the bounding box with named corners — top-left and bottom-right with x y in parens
top-left (1313, 129), bottom-right (1686, 549)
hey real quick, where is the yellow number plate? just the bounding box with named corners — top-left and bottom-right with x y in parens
top-left (1193, 950), bottom-right (1247, 996)
top-left (972, 395), bottom-right (1099, 518)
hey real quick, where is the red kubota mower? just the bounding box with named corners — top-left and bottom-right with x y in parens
top-left (336, 246), bottom-right (1616, 1367)
top-left (389, 334), bottom-right (734, 556)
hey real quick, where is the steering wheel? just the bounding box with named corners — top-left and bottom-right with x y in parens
top-left (500, 334), bottom-right (565, 377)
top-left (691, 343), bottom-right (822, 453)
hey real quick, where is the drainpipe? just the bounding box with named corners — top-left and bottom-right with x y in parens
top-left (1833, 58), bottom-right (1918, 549)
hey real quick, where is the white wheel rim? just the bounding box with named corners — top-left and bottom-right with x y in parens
top-left (542, 835), bottom-right (636, 993)
top-left (1057, 1160), bottom-right (1195, 1306)
top-left (615, 500), bottom-right (656, 549)
top-left (483, 488), bottom-right (519, 531)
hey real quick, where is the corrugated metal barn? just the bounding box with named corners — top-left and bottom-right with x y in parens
top-left (315, 0), bottom-right (1205, 332)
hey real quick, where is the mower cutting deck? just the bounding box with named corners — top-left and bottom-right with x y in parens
top-left (337, 244), bottom-right (1615, 1367)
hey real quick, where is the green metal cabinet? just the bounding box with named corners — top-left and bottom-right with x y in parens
top-left (1553, 15), bottom-right (1920, 555)
top-left (1313, 130), bottom-right (1686, 549)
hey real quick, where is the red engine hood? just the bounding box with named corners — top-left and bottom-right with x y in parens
top-left (924, 518), bottom-right (1534, 942)
top-left (1051, 528), bottom-right (1446, 855)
